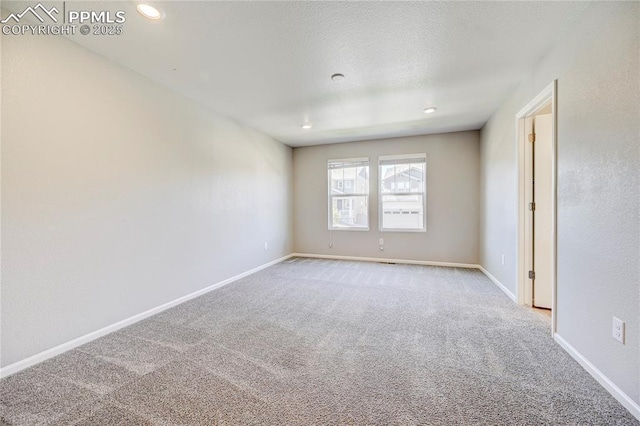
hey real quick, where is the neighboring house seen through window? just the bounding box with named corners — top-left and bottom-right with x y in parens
top-left (379, 154), bottom-right (426, 231)
top-left (328, 158), bottom-right (369, 230)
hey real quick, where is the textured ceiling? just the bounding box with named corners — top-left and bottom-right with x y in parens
top-left (5, 1), bottom-right (589, 146)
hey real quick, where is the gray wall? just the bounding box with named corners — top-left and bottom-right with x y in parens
top-left (294, 132), bottom-right (480, 264)
top-left (480, 2), bottom-right (639, 403)
top-left (1, 32), bottom-right (293, 367)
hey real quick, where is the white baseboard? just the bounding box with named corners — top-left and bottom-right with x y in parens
top-left (291, 253), bottom-right (479, 269)
top-left (554, 334), bottom-right (640, 421)
top-left (4, 253), bottom-right (637, 422)
top-left (0, 254), bottom-right (294, 379)
top-left (293, 255), bottom-right (519, 305)
top-left (478, 266), bottom-right (517, 302)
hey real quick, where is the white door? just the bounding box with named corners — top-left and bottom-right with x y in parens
top-left (532, 113), bottom-right (553, 309)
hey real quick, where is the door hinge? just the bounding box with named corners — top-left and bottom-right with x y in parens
top-left (528, 133), bottom-right (535, 143)
top-left (529, 202), bottom-right (536, 211)
top-left (529, 270), bottom-right (535, 279)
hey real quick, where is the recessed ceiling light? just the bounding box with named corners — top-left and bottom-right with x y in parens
top-left (301, 123), bottom-right (313, 129)
top-left (137, 3), bottom-right (165, 20)
top-left (331, 73), bottom-right (345, 82)
top-left (423, 107), bottom-right (437, 114)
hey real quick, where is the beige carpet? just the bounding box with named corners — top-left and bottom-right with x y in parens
top-left (1, 257), bottom-right (637, 425)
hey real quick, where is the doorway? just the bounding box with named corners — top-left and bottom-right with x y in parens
top-left (516, 81), bottom-right (557, 334)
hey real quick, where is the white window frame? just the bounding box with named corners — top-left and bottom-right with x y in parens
top-left (378, 153), bottom-right (427, 232)
top-left (328, 157), bottom-right (370, 231)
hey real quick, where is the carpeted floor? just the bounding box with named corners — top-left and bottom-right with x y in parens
top-left (1, 257), bottom-right (637, 425)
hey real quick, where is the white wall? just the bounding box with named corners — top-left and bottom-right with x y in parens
top-left (294, 132), bottom-right (479, 264)
top-left (1, 32), bottom-right (293, 367)
top-left (480, 2), bottom-right (639, 405)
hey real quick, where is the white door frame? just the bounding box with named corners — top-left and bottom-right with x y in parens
top-left (515, 80), bottom-right (558, 335)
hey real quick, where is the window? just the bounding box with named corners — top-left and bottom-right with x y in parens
top-left (379, 154), bottom-right (426, 231)
top-left (328, 158), bottom-right (369, 230)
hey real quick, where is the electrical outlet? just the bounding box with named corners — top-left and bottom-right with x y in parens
top-left (264, 242), bottom-right (268, 250)
top-left (612, 317), bottom-right (625, 344)
top-left (501, 254), bottom-right (505, 265)
top-left (379, 238), bottom-right (384, 245)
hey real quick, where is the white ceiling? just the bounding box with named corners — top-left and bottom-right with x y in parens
top-left (8, 1), bottom-right (590, 147)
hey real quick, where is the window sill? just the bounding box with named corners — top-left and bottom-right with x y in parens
top-left (379, 228), bottom-right (426, 233)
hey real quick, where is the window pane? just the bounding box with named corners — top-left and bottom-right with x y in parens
top-left (330, 168), bottom-right (344, 195)
top-left (356, 166), bottom-right (368, 194)
top-left (380, 164), bottom-right (395, 194)
top-left (331, 196), bottom-right (368, 228)
top-left (394, 164), bottom-right (410, 193)
top-left (410, 162), bottom-right (424, 193)
top-left (342, 167), bottom-right (356, 194)
top-left (381, 194), bottom-right (424, 230)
